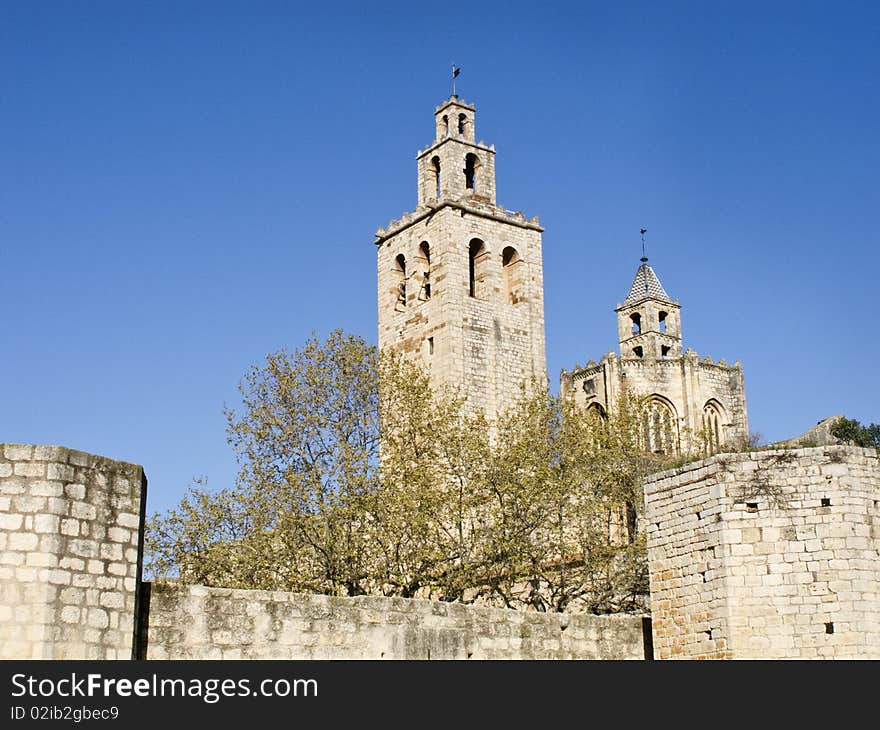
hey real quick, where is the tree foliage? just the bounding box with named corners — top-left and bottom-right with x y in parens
top-left (830, 417), bottom-right (880, 448)
top-left (146, 330), bottom-right (652, 613)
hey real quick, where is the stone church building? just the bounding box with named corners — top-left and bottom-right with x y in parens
top-left (376, 94), bottom-right (748, 452)
top-left (561, 258), bottom-right (749, 454)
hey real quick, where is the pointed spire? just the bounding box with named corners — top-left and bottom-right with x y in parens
top-left (623, 262), bottom-right (672, 305)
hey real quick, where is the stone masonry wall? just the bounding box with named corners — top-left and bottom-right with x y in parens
top-left (144, 583), bottom-right (647, 660)
top-left (564, 351), bottom-right (748, 452)
top-left (377, 203), bottom-right (546, 420)
top-left (0, 444), bottom-right (146, 659)
top-left (644, 445), bottom-right (880, 659)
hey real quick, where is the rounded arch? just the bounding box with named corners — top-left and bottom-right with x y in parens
top-left (468, 238), bottom-right (489, 299)
top-left (394, 253), bottom-right (407, 306)
top-left (630, 312), bottom-right (642, 334)
top-left (702, 399), bottom-right (725, 453)
top-left (643, 394), bottom-right (680, 455)
top-left (431, 156), bottom-right (441, 199)
top-left (458, 113), bottom-right (468, 135)
top-left (586, 402), bottom-right (607, 420)
top-left (417, 241), bottom-right (431, 300)
top-left (501, 245), bottom-right (524, 304)
top-left (464, 152), bottom-right (480, 191)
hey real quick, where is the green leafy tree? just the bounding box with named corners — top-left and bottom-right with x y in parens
top-left (473, 388), bottom-right (649, 613)
top-left (146, 330), bottom-right (652, 614)
top-left (830, 417), bottom-right (880, 448)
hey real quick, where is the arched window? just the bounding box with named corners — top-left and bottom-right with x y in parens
top-left (586, 402), bottom-right (607, 420)
top-left (418, 242), bottom-right (431, 300)
top-left (642, 396), bottom-right (679, 455)
top-left (501, 246), bottom-right (523, 304)
top-left (659, 311), bottom-right (668, 333)
top-left (469, 238), bottom-right (488, 299)
top-left (442, 115), bottom-right (449, 137)
top-left (630, 313), bottom-right (641, 334)
top-left (633, 346), bottom-right (643, 359)
top-left (702, 400), bottom-right (724, 454)
top-left (394, 254), bottom-right (407, 307)
top-left (458, 113), bottom-right (467, 135)
top-left (465, 153), bottom-right (479, 191)
top-left (431, 156), bottom-right (441, 199)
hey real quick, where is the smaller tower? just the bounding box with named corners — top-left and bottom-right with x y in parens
top-left (563, 247), bottom-right (749, 455)
top-left (615, 258), bottom-right (681, 360)
top-left (416, 97), bottom-right (497, 206)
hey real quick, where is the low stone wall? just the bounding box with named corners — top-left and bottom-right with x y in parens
top-left (143, 583), bottom-right (648, 660)
top-left (644, 445), bottom-right (880, 659)
top-left (0, 444), bottom-right (147, 659)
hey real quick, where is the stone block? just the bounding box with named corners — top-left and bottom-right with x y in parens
top-left (3, 444), bottom-right (33, 461)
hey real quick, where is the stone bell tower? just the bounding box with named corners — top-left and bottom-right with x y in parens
top-left (375, 95), bottom-right (547, 420)
top-left (615, 257), bottom-right (682, 360)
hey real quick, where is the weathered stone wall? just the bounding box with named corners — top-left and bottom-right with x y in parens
top-left (143, 583), bottom-right (646, 660)
top-left (563, 350), bottom-right (748, 451)
top-left (0, 444), bottom-right (146, 659)
top-left (644, 445), bottom-right (880, 659)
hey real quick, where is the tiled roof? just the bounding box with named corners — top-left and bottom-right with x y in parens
top-left (623, 261), bottom-right (672, 305)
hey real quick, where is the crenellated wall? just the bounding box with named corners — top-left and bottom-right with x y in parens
top-left (0, 444), bottom-right (146, 659)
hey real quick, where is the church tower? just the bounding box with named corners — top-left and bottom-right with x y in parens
top-left (375, 95), bottom-right (547, 419)
top-left (615, 257), bottom-right (682, 360)
top-left (562, 253), bottom-right (749, 455)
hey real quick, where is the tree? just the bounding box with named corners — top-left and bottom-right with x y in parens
top-left (830, 417), bottom-right (880, 448)
top-left (146, 330), bottom-right (652, 613)
top-left (471, 388), bottom-right (649, 613)
top-left (147, 330), bottom-right (382, 594)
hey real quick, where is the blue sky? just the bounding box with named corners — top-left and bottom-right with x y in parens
top-left (3, 2), bottom-right (878, 516)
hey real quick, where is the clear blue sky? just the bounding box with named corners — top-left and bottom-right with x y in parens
top-left (3, 2), bottom-right (878, 516)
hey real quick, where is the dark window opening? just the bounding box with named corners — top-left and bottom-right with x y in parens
top-left (661, 345), bottom-right (671, 357)
top-left (431, 156), bottom-right (441, 199)
top-left (659, 310), bottom-right (668, 333)
top-left (419, 242), bottom-right (431, 300)
top-left (630, 312), bottom-right (642, 334)
top-left (746, 502), bottom-right (759, 513)
top-left (458, 113), bottom-right (466, 135)
top-left (633, 346), bottom-right (643, 359)
top-left (442, 115), bottom-right (449, 137)
top-left (394, 254), bottom-right (407, 306)
top-left (464, 153), bottom-right (479, 191)
top-left (705, 629), bottom-right (713, 640)
top-left (825, 622), bottom-right (834, 634)
top-left (821, 498), bottom-right (831, 507)
top-left (428, 337), bottom-right (434, 355)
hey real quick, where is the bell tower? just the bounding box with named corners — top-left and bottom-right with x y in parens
top-left (375, 95), bottom-right (547, 420)
top-left (416, 97), bottom-right (497, 205)
top-left (616, 257), bottom-right (682, 360)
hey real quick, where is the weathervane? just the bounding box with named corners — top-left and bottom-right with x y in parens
top-left (640, 228), bottom-right (648, 263)
top-left (452, 64), bottom-right (460, 97)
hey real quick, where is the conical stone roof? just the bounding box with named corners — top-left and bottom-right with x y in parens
top-left (623, 260), bottom-right (672, 305)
